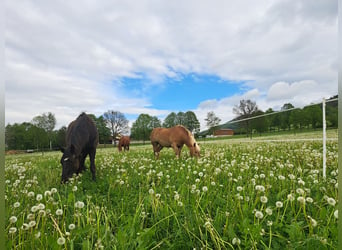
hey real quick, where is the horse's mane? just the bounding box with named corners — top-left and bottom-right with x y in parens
top-left (176, 125), bottom-right (195, 143)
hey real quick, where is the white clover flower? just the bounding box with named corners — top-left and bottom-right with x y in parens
top-left (119, 180), bottom-right (125, 185)
top-left (202, 186), bottom-right (208, 192)
top-left (174, 193), bottom-right (180, 200)
top-left (236, 186), bottom-right (243, 192)
top-left (57, 237), bottom-right (66, 245)
top-left (198, 172), bottom-right (203, 177)
top-left (69, 223), bottom-right (76, 230)
top-left (56, 209), bottom-right (63, 216)
top-left (9, 216), bottom-right (17, 223)
top-left (260, 196), bottom-right (268, 204)
top-left (13, 202), bottom-right (20, 208)
top-left (276, 201), bottom-right (283, 208)
top-left (327, 197), bottom-right (336, 206)
top-left (255, 210), bottom-right (264, 219)
top-left (211, 181), bottom-right (216, 186)
top-left (267, 220), bottom-right (273, 226)
top-left (72, 186), bottom-right (78, 192)
top-left (148, 189), bottom-right (154, 195)
top-left (51, 188), bottom-right (57, 194)
top-left (8, 227), bottom-right (17, 234)
top-left (177, 201), bottom-right (183, 207)
top-left (334, 210), bottom-right (338, 219)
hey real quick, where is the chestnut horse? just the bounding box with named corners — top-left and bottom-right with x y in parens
top-left (118, 136), bottom-right (130, 152)
top-left (150, 125), bottom-right (200, 159)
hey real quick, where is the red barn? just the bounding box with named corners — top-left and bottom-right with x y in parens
top-left (213, 129), bottom-right (234, 136)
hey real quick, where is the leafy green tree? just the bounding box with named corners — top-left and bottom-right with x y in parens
top-left (280, 103), bottom-right (294, 131)
top-left (150, 116), bottom-right (162, 128)
top-left (32, 112), bottom-right (56, 150)
top-left (289, 109), bottom-right (303, 131)
top-left (175, 112), bottom-right (186, 125)
top-left (251, 110), bottom-right (267, 134)
top-left (55, 126), bottom-right (67, 148)
top-left (163, 112), bottom-right (177, 128)
top-left (184, 111), bottom-right (200, 134)
top-left (131, 114), bottom-right (158, 143)
top-left (303, 105), bottom-right (322, 129)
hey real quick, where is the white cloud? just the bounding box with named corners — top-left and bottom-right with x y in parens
top-left (5, 0), bottom-right (338, 131)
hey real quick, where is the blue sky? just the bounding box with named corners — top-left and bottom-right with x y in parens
top-left (120, 73), bottom-right (244, 111)
top-left (5, 1), bottom-right (338, 131)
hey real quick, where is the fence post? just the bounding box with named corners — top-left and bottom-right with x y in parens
top-left (322, 98), bottom-right (326, 178)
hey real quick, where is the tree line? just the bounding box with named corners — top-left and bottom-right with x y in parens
top-left (5, 96), bottom-right (338, 151)
top-left (224, 96), bottom-right (338, 138)
top-left (5, 110), bottom-right (201, 151)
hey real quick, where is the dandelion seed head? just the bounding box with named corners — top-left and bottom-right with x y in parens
top-left (276, 201), bottom-right (283, 208)
top-left (334, 210), bottom-right (338, 219)
top-left (56, 209), bottom-right (63, 216)
top-left (260, 196), bottom-right (268, 204)
top-left (327, 197), bottom-right (336, 206)
top-left (57, 237), bottom-right (66, 245)
top-left (9, 216), bottom-right (17, 223)
top-left (9, 227), bottom-right (17, 234)
top-left (265, 207), bottom-right (273, 215)
top-left (255, 211), bottom-right (264, 219)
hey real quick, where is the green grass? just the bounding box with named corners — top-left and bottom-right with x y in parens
top-left (5, 133), bottom-right (338, 249)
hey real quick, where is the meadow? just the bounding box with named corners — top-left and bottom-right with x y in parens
top-left (5, 131), bottom-right (338, 249)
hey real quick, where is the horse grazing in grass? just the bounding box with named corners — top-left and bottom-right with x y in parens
top-left (150, 125), bottom-right (200, 159)
top-left (60, 113), bottom-right (99, 183)
top-left (118, 136), bottom-right (130, 152)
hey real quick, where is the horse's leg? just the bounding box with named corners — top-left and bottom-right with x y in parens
top-left (89, 148), bottom-right (96, 181)
top-left (171, 143), bottom-right (181, 158)
top-left (79, 153), bottom-right (86, 173)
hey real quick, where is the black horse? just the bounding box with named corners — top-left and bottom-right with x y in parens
top-left (60, 113), bottom-right (99, 183)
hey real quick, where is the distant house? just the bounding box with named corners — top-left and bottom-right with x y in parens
top-left (213, 129), bottom-right (234, 136)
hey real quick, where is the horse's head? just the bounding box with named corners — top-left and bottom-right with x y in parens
top-left (190, 142), bottom-right (200, 157)
top-left (60, 144), bottom-right (79, 183)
